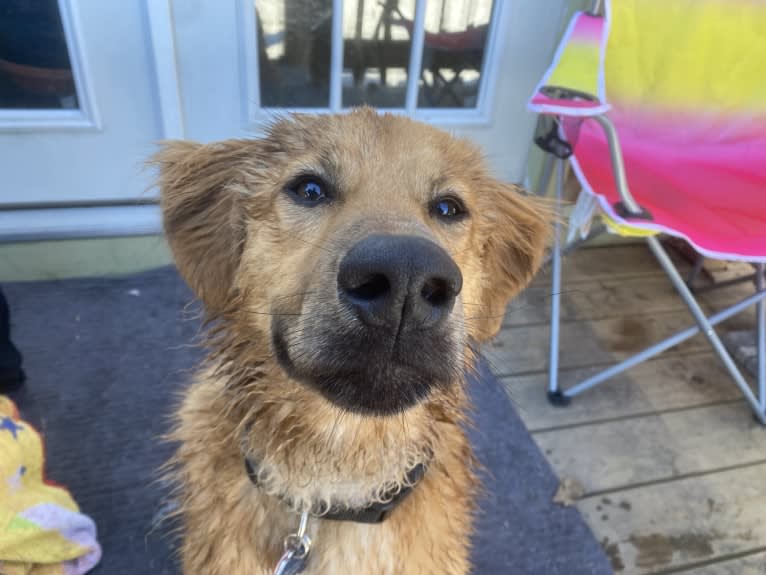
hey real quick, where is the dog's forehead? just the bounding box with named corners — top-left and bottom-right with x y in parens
top-left (268, 111), bottom-right (482, 187)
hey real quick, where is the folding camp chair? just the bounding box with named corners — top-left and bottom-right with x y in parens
top-left (528, 0), bottom-right (766, 423)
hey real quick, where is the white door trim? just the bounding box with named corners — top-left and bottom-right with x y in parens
top-left (145, 0), bottom-right (185, 139)
top-left (0, 205), bottom-right (162, 242)
top-left (0, 0), bottom-right (101, 131)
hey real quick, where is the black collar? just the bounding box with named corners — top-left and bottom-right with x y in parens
top-left (244, 457), bottom-right (427, 524)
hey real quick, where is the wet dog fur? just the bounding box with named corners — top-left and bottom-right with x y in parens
top-left (153, 109), bottom-right (549, 574)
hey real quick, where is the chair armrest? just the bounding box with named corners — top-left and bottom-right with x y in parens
top-left (591, 114), bottom-right (646, 217)
top-left (528, 11), bottom-right (610, 117)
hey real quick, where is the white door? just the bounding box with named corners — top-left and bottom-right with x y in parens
top-left (170, 0), bottom-right (573, 185)
top-left (0, 0), bottom-right (173, 236)
top-left (0, 0), bottom-right (573, 240)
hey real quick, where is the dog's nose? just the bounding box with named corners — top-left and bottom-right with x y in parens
top-left (338, 234), bottom-right (462, 332)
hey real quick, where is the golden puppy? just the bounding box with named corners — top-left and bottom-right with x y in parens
top-left (153, 108), bottom-right (548, 575)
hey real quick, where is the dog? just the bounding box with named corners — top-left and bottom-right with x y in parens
top-left (153, 108), bottom-right (549, 574)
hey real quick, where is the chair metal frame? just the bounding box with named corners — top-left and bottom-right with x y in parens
top-left (541, 113), bottom-right (766, 424)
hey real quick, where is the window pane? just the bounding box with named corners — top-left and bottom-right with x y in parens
top-left (417, 0), bottom-right (494, 109)
top-left (0, 0), bottom-right (79, 110)
top-left (342, 0), bottom-right (415, 108)
top-left (257, 0), bottom-right (333, 108)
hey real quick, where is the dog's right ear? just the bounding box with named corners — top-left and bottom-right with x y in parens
top-left (151, 139), bottom-right (256, 315)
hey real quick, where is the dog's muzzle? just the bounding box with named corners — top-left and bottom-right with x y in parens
top-left (273, 233), bottom-right (464, 415)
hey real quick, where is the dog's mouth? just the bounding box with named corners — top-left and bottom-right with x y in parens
top-left (271, 317), bottom-right (462, 415)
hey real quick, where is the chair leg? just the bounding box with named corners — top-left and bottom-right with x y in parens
top-left (686, 255), bottom-right (705, 290)
top-left (547, 157), bottom-right (570, 406)
top-left (757, 263), bottom-right (765, 416)
top-left (646, 236), bottom-right (766, 424)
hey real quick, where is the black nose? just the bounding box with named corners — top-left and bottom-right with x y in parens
top-left (338, 234), bottom-right (462, 332)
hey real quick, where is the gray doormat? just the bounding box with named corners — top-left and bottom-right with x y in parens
top-left (4, 268), bottom-right (611, 575)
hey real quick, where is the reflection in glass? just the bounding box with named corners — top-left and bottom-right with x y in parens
top-left (257, 0), bottom-right (333, 108)
top-left (342, 0), bottom-right (415, 108)
top-left (0, 0), bottom-right (78, 110)
top-left (417, 0), bottom-right (493, 109)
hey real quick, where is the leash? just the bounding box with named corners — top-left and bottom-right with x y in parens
top-left (273, 511), bottom-right (312, 575)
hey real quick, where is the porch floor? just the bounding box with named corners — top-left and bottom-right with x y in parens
top-left (488, 243), bottom-right (766, 575)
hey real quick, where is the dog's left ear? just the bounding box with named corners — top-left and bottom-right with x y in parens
top-left (472, 182), bottom-right (551, 342)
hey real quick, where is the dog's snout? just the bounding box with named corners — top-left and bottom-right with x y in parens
top-left (338, 235), bottom-right (462, 331)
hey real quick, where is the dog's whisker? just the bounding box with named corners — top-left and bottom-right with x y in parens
top-left (269, 291), bottom-right (320, 301)
top-left (460, 290), bottom-right (582, 324)
top-left (323, 408), bottom-right (347, 457)
top-left (290, 234), bottom-right (344, 256)
top-left (462, 313), bottom-right (508, 321)
top-left (239, 310), bottom-right (304, 317)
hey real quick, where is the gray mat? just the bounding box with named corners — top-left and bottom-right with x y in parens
top-left (4, 267), bottom-right (611, 575)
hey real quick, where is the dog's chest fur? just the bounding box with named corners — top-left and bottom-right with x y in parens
top-left (170, 372), bottom-right (476, 575)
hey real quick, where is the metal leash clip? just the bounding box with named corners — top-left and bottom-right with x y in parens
top-left (272, 511), bottom-right (312, 575)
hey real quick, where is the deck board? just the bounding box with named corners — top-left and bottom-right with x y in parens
top-left (506, 276), bottom-right (753, 328)
top-left (530, 243), bottom-right (747, 287)
top-left (531, 244), bottom-right (673, 285)
top-left (684, 552), bottom-right (766, 574)
top-left (578, 464), bottom-right (766, 574)
top-left (535, 402), bottom-right (766, 493)
top-left (502, 352), bottom-right (743, 431)
top-left (485, 311), bottom-right (713, 376)
top-left (492, 244), bottom-right (764, 574)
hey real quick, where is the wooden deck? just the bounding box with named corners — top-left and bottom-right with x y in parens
top-left (489, 243), bottom-right (766, 575)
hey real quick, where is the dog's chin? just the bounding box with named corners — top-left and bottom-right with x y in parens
top-left (272, 326), bottom-right (458, 416)
top-left (305, 366), bottom-right (439, 416)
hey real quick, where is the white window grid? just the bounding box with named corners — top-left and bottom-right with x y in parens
top-left (240, 0), bottom-right (505, 127)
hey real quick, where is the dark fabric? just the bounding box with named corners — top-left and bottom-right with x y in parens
top-left (0, 286), bottom-right (23, 370)
top-left (468, 359), bottom-right (612, 575)
top-left (4, 267), bottom-right (611, 575)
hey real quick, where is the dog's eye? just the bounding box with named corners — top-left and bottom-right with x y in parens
top-left (288, 178), bottom-right (328, 204)
top-left (431, 196), bottom-right (468, 221)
